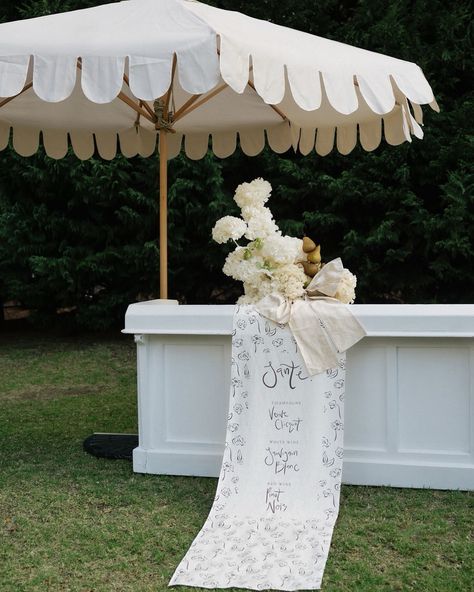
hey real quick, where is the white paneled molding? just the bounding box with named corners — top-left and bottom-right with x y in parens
top-left (124, 303), bottom-right (474, 490)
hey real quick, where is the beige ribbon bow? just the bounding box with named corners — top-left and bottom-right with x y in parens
top-left (255, 258), bottom-right (367, 376)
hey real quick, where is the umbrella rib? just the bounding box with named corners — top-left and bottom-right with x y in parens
top-left (173, 94), bottom-right (203, 121)
top-left (117, 92), bottom-right (156, 124)
top-left (172, 82), bottom-right (287, 126)
top-left (122, 72), bottom-right (156, 121)
top-left (163, 55), bottom-right (178, 115)
top-left (173, 83), bottom-right (229, 123)
top-left (247, 80), bottom-right (287, 121)
top-left (0, 82), bottom-right (33, 111)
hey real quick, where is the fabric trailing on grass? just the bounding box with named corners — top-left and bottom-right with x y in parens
top-left (169, 304), bottom-right (346, 590)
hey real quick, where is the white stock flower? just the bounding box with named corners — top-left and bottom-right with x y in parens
top-left (212, 216), bottom-right (247, 244)
top-left (334, 269), bottom-right (357, 304)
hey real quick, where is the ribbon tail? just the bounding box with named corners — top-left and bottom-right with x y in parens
top-left (313, 299), bottom-right (367, 353)
top-left (289, 299), bottom-right (339, 376)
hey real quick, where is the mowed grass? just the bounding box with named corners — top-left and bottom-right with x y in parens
top-left (0, 331), bottom-right (472, 592)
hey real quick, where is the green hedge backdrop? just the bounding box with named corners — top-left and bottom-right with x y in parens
top-left (0, 0), bottom-right (472, 330)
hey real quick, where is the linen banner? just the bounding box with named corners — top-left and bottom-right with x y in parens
top-left (169, 304), bottom-right (346, 590)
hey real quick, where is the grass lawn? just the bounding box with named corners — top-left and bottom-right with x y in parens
top-left (0, 330), bottom-right (472, 592)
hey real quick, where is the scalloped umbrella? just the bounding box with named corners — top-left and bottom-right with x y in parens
top-left (0, 0), bottom-right (438, 299)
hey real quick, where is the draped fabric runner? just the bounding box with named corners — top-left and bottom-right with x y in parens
top-left (169, 304), bottom-right (349, 590)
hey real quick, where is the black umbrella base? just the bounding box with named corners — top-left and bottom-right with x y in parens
top-left (83, 433), bottom-right (138, 461)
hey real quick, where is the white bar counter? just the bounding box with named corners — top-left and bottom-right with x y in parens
top-left (124, 303), bottom-right (474, 491)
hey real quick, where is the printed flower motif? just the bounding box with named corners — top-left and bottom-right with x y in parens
top-left (248, 315), bottom-right (261, 332)
top-left (232, 435), bottom-right (245, 446)
top-left (233, 403), bottom-right (244, 414)
top-left (326, 368), bottom-right (338, 379)
top-left (238, 351), bottom-right (250, 361)
top-left (331, 419), bottom-right (344, 440)
top-left (321, 437), bottom-right (330, 448)
top-left (272, 338), bottom-right (283, 347)
top-left (323, 451), bottom-right (335, 467)
top-left (265, 322), bottom-right (277, 336)
top-left (227, 423), bottom-right (239, 432)
top-left (334, 379), bottom-right (344, 389)
top-left (335, 447), bottom-right (344, 458)
top-left (232, 338), bottom-right (243, 348)
top-left (220, 488), bottom-right (231, 498)
top-left (222, 462), bottom-right (234, 474)
top-left (251, 335), bottom-right (264, 352)
top-left (231, 378), bottom-right (242, 397)
top-left (330, 468), bottom-right (341, 478)
top-left (324, 391), bottom-right (332, 399)
top-left (325, 508), bottom-right (336, 519)
top-left (237, 319), bottom-right (247, 330)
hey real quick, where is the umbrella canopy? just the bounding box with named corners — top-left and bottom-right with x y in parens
top-left (0, 0), bottom-right (438, 298)
top-left (0, 0), bottom-right (437, 160)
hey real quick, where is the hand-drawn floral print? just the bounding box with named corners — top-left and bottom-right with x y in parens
top-left (170, 305), bottom-right (347, 591)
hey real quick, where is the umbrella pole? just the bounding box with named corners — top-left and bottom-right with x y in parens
top-left (159, 130), bottom-right (168, 300)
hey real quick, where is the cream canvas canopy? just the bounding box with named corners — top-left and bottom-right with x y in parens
top-left (0, 0), bottom-right (438, 297)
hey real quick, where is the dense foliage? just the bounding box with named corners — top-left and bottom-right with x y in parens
top-left (0, 0), bottom-right (472, 329)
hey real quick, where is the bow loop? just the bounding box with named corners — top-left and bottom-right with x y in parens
top-left (255, 258), bottom-right (367, 376)
top-left (305, 257), bottom-right (343, 297)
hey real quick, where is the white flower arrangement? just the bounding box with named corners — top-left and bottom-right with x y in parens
top-left (212, 178), bottom-right (357, 305)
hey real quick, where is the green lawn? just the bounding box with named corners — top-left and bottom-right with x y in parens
top-left (0, 331), bottom-right (472, 592)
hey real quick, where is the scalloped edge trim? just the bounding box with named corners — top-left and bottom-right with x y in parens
top-left (0, 104), bottom-right (425, 161)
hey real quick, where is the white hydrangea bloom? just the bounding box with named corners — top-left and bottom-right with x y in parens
top-left (223, 248), bottom-right (268, 284)
top-left (245, 208), bottom-right (280, 240)
top-left (244, 275), bottom-right (275, 302)
top-left (261, 235), bottom-right (304, 266)
top-left (334, 269), bottom-right (357, 304)
top-left (271, 264), bottom-right (308, 301)
top-left (234, 178), bottom-right (272, 209)
top-left (238, 279), bottom-right (265, 304)
top-left (240, 205), bottom-right (267, 223)
top-left (212, 216), bottom-right (247, 244)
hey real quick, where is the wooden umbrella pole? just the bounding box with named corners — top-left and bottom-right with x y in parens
top-left (159, 129), bottom-right (168, 300)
